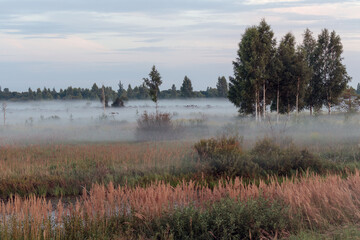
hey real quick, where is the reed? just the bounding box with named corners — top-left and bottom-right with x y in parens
top-left (1, 171), bottom-right (360, 239)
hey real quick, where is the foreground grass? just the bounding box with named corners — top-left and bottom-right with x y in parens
top-left (1, 171), bottom-right (360, 239)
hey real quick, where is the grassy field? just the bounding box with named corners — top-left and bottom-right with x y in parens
top-left (1, 115), bottom-right (360, 239)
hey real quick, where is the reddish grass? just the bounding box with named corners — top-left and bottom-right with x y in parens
top-left (1, 171), bottom-right (360, 238)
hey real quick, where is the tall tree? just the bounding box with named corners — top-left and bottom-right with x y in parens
top-left (294, 47), bottom-right (311, 114)
top-left (143, 65), bottom-right (162, 111)
top-left (276, 33), bottom-right (298, 115)
top-left (357, 83), bottom-right (360, 95)
top-left (302, 29), bottom-right (322, 115)
top-left (180, 76), bottom-right (193, 98)
top-left (229, 20), bottom-right (275, 120)
top-left (257, 19), bottom-right (276, 119)
top-left (216, 76), bottom-right (228, 97)
top-left (269, 46), bottom-right (282, 121)
top-left (229, 26), bottom-right (260, 118)
top-left (315, 29), bottom-right (351, 114)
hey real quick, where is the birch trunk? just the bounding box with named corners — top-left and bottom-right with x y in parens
top-left (255, 89), bottom-right (258, 122)
top-left (263, 81), bottom-right (266, 120)
top-left (296, 77), bottom-right (300, 114)
top-left (277, 85), bottom-right (279, 123)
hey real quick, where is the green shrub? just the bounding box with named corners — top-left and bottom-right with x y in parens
top-left (194, 136), bottom-right (332, 178)
top-left (194, 136), bottom-right (242, 161)
top-left (250, 138), bottom-right (328, 176)
top-left (194, 137), bottom-right (248, 176)
top-left (142, 197), bottom-right (296, 240)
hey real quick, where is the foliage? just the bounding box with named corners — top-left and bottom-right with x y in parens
top-left (194, 136), bottom-right (332, 178)
top-left (229, 20), bottom-right (351, 117)
top-left (216, 76), bottom-right (228, 97)
top-left (180, 76), bottom-right (194, 98)
top-left (143, 65), bottom-right (162, 105)
top-left (229, 19), bottom-right (276, 118)
top-left (145, 197), bottom-right (294, 240)
top-left (194, 136), bottom-right (243, 160)
top-left (250, 138), bottom-right (327, 176)
top-left (314, 29), bottom-right (351, 114)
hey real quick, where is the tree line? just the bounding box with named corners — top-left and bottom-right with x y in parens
top-left (228, 19), bottom-right (352, 119)
top-left (0, 76), bottom-right (228, 102)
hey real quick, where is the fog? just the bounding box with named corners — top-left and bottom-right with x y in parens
top-left (1, 99), bottom-right (360, 147)
top-left (0, 99), bottom-right (238, 144)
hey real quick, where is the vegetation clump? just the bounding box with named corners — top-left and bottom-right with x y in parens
top-left (194, 136), bottom-right (331, 178)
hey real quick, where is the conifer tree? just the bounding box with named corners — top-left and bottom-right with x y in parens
top-left (216, 76), bottom-right (228, 97)
top-left (143, 65), bottom-right (162, 111)
top-left (180, 76), bottom-right (193, 98)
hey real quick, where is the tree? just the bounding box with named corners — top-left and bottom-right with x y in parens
top-left (229, 20), bottom-right (275, 120)
top-left (216, 76), bottom-right (228, 97)
top-left (91, 83), bottom-right (99, 99)
top-left (171, 84), bottom-right (177, 98)
top-left (357, 83), bottom-right (360, 95)
top-left (257, 19), bottom-right (276, 119)
top-left (294, 48), bottom-right (311, 114)
top-left (143, 65), bottom-right (162, 110)
top-left (180, 76), bottom-right (193, 98)
top-left (117, 81), bottom-right (126, 97)
top-left (229, 26), bottom-right (259, 117)
top-left (302, 29), bottom-right (322, 115)
top-left (127, 84), bottom-right (133, 99)
top-left (315, 29), bottom-right (351, 114)
top-left (340, 86), bottom-right (359, 113)
top-left (276, 33), bottom-right (298, 115)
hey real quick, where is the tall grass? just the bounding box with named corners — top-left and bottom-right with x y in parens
top-left (1, 171), bottom-right (360, 239)
top-left (0, 142), bottom-right (196, 198)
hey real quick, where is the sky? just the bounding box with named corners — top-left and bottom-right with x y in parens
top-left (0, 0), bottom-right (359, 91)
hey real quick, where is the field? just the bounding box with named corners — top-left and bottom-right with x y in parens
top-left (1, 101), bottom-right (360, 239)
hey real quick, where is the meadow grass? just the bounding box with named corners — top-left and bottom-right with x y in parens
top-left (1, 135), bottom-right (360, 239)
top-left (0, 142), bottom-right (197, 198)
top-left (1, 171), bottom-right (360, 239)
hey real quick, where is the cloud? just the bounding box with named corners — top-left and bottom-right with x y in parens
top-left (266, 1), bottom-right (360, 20)
top-left (244, 0), bottom-right (302, 5)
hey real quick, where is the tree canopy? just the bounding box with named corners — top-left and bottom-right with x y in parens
top-left (229, 20), bottom-right (351, 117)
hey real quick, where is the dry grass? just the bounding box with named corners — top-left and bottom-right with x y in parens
top-left (0, 142), bottom-right (195, 197)
top-left (1, 171), bottom-right (360, 238)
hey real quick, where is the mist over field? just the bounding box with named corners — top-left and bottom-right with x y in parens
top-left (1, 98), bottom-right (360, 148)
top-left (0, 99), bottom-right (237, 144)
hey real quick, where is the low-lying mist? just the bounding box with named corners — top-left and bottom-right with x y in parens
top-left (1, 99), bottom-right (360, 147)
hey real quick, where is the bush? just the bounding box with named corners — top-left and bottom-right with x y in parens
top-left (194, 136), bottom-right (242, 160)
top-left (194, 136), bottom-right (249, 176)
top-left (250, 138), bottom-right (327, 176)
top-left (140, 197), bottom-right (296, 240)
top-left (136, 111), bottom-right (180, 141)
top-left (194, 136), bottom-right (331, 178)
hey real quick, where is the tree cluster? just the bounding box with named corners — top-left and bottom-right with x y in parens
top-left (0, 76), bottom-right (228, 102)
top-left (229, 19), bottom-right (351, 119)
